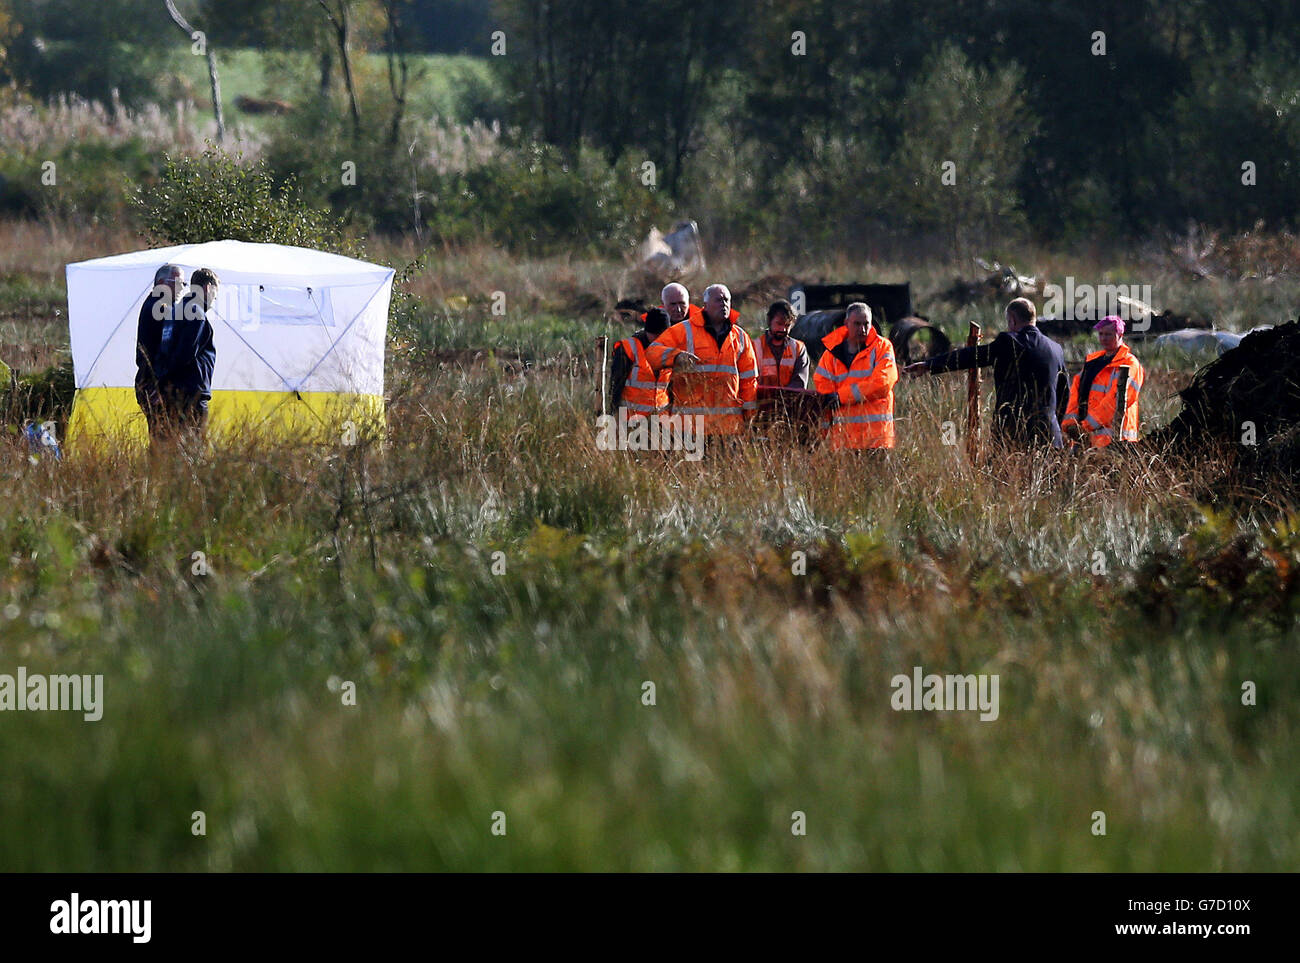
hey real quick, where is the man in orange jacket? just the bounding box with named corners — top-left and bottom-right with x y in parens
top-left (644, 283), bottom-right (758, 435)
top-left (638, 282), bottom-right (704, 327)
top-left (608, 307), bottom-right (672, 418)
top-left (1062, 315), bottom-right (1144, 447)
top-left (813, 302), bottom-right (898, 449)
top-left (754, 299), bottom-right (810, 388)
top-left (657, 282), bottom-right (703, 326)
top-left (632, 285), bottom-right (701, 413)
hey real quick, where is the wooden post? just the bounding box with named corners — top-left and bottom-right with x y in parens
top-left (597, 333), bottom-right (609, 415)
top-left (966, 321), bottom-right (981, 463)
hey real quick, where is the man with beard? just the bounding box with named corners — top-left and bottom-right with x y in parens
top-left (751, 298), bottom-right (820, 441)
top-left (754, 299), bottom-right (809, 389)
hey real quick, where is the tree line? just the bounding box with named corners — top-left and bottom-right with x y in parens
top-left (2, 0), bottom-right (1299, 253)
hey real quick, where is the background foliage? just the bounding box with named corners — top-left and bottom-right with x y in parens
top-left (4, 0), bottom-right (1300, 256)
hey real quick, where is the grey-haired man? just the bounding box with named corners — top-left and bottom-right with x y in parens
top-left (135, 264), bottom-right (215, 443)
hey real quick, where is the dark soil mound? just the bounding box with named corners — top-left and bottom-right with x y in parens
top-left (1154, 320), bottom-right (1300, 481)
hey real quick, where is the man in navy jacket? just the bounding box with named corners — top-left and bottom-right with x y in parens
top-left (905, 297), bottom-right (1068, 448)
top-left (135, 265), bottom-right (217, 443)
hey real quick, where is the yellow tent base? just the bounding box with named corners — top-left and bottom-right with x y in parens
top-left (66, 387), bottom-right (385, 452)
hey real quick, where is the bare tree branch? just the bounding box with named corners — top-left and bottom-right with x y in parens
top-left (163, 0), bottom-right (225, 143)
top-left (316, 0), bottom-right (362, 139)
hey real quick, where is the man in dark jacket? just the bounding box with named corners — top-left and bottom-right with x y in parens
top-left (905, 297), bottom-right (1068, 448)
top-left (135, 264), bottom-right (186, 433)
top-left (135, 265), bottom-right (217, 443)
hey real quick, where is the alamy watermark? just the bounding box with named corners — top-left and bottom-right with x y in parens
top-left (0, 667), bottom-right (103, 721)
top-left (1042, 277), bottom-right (1153, 330)
top-left (890, 666), bottom-right (999, 721)
top-left (595, 408), bottom-right (705, 461)
top-left (149, 281), bottom-right (311, 332)
top-left (50, 894), bottom-right (150, 943)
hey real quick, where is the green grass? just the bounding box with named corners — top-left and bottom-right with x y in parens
top-left (173, 49), bottom-right (501, 133)
top-left (1, 236), bottom-right (1298, 870)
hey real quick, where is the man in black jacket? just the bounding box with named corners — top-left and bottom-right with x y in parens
top-left (905, 297), bottom-right (1068, 448)
top-left (135, 264), bottom-right (185, 434)
top-left (135, 265), bottom-right (218, 443)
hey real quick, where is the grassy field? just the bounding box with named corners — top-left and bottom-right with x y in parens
top-left (1, 221), bottom-right (1298, 870)
top-left (171, 49), bottom-right (501, 135)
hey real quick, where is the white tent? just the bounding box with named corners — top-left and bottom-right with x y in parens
top-left (65, 240), bottom-right (394, 450)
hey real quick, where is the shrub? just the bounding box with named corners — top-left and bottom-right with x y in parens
top-left (3, 356), bottom-right (75, 433)
top-left (132, 148), bottom-right (358, 253)
top-left (7, 37), bottom-right (164, 109)
top-left (260, 88), bottom-right (662, 251)
top-left (427, 143), bottom-right (669, 255)
top-left (260, 101), bottom-right (418, 239)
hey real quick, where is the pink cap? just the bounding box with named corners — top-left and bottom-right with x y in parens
top-left (1095, 315), bottom-right (1125, 335)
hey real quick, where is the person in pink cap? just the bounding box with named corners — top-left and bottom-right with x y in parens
top-left (1061, 315), bottom-right (1144, 447)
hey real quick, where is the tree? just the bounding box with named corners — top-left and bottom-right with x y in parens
top-left (316, 0), bottom-right (363, 138)
top-left (406, 0), bottom-right (490, 54)
top-left (890, 45), bottom-right (1035, 257)
top-left (492, 0), bottom-right (748, 195)
top-left (0, 0), bottom-right (18, 84)
top-left (198, 0), bottom-right (340, 100)
top-left (163, 0), bottom-right (225, 142)
top-left (1168, 27), bottom-right (1300, 230)
top-left (379, 0), bottom-right (410, 147)
top-left (6, 0), bottom-right (170, 105)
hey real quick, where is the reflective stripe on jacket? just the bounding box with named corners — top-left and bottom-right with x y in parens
top-left (644, 309), bottom-right (757, 434)
top-left (754, 333), bottom-right (808, 387)
top-left (616, 336), bottom-right (670, 416)
top-left (1062, 343), bottom-right (1144, 446)
top-left (813, 325), bottom-right (898, 449)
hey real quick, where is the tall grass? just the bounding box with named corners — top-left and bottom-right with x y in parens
top-left (2, 237), bottom-right (1298, 870)
top-left (0, 332), bottom-right (1295, 870)
top-left (0, 91), bottom-right (261, 156)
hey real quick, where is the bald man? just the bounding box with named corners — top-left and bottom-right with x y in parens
top-left (906, 297), bottom-right (1067, 448)
top-left (645, 282), bottom-right (758, 435)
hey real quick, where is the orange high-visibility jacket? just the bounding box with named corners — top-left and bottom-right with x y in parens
top-left (1062, 343), bottom-right (1144, 446)
top-left (615, 335), bottom-right (670, 417)
top-left (645, 309), bottom-right (757, 434)
top-left (813, 324), bottom-right (898, 449)
top-left (754, 333), bottom-right (808, 387)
